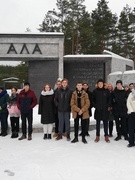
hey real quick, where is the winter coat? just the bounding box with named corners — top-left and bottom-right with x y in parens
top-left (55, 87), bottom-right (72, 112)
top-left (127, 91), bottom-right (135, 114)
top-left (85, 89), bottom-right (93, 117)
top-left (93, 88), bottom-right (111, 121)
top-left (111, 88), bottom-right (128, 117)
top-left (0, 89), bottom-right (9, 114)
top-left (71, 90), bottom-right (90, 119)
top-left (17, 89), bottom-right (37, 113)
top-left (38, 90), bottom-right (55, 124)
top-left (7, 93), bottom-right (20, 117)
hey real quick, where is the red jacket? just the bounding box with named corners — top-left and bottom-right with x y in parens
top-left (17, 89), bottom-right (37, 113)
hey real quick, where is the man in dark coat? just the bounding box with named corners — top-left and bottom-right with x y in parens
top-left (111, 80), bottom-right (128, 141)
top-left (17, 82), bottom-right (37, 140)
top-left (93, 79), bottom-right (111, 143)
top-left (0, 86), bottom-right (9, 136)
top-left (55, 78), bottom-right (72, 141)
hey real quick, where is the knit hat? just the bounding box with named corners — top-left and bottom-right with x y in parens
top-left (24, 82), bottom-right (30, 86)
top-left (97, 79), bottom-right (104, 84)
top-left (116, 80), bottom-right (122, 85)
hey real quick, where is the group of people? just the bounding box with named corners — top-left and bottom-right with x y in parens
top-left (0, 78), bottom-right (135, 148)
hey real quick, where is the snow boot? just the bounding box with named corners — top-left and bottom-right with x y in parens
top-left (43, 134), bottom-right (47, 140)
top-left (28, 134), bottom-right (32, 141)
top-left (105, 136), bottom-right (110, 143)
top-left (56, 135), bottom-right (62, 140)
top-left (94, 136), bottom-right (100, 143)
top-left (48, 134), bottom-right (52, 139)
top-left (18, 134), bottom-right (26, 140)
top-left (82, 137), bottom-right (88, 144)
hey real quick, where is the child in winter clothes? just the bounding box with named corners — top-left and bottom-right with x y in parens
top-left (7, 87), bottom-right (20, 138)
top-left (38, 84), bottom-right (55, 139)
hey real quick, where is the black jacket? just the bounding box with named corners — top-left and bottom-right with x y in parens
top-left (55, 87), bottom-right (72, 112)
top-left (111, 88), bottom-right (128, 117)
top-left (38, 93), bottom-right (55, 124)
top-left (93, 88), bottom-right (111, 121)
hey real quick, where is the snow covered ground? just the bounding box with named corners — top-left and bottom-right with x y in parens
top-left (1, 105), bottom-right (135, 180)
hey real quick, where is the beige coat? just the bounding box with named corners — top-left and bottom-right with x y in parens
top-left (70, 90), bottom-right (90, 119)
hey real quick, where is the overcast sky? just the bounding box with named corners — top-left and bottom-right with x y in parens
top-left (0, 0), bottom-right (135, 66)
top-left (0, 0), bottom-right (135, 33)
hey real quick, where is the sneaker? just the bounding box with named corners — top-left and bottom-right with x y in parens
top-left (56, 135), bottom-right (62, 140)
top-left (18, 135), bottom-right (26, 140)
top-left (71, 138), bottom-right (79, 143)
top-left (114, 136), bottom-right (121, 141)
top-left (28, 134), bottom-right (32, 141)
top-left (82, 137), bottom-right (88, 144)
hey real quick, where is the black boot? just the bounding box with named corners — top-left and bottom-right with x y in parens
top-left (14, 132), bottom-right (19, 138)
top-left (71, 138), bottom-right (79, 143)
top-left (11, 132), bottom-right (16, 138)
top-left (43, 134), bottom-right (47, 140)
top-left (18, 134), bottom-right (26, 140)
top-left (28, 134), bottom-right (32, 140)
top-left (48, 134), bottom-right (52, 139)
top-left (82, 137), bottom-right (87, 144)
top-left (114, 136), bottom-right (121, 141)
top-left (2, 132), bottom-right (7, 137)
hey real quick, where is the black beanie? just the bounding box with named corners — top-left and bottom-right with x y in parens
top-left (116, 80), bottom-right (122, 85)
top-left (97, 79), bottom-right (104, 84)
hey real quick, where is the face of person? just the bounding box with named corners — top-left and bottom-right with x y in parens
top-left (45, 85), bottom-right (50, 91)
top-left (97, 82), bottom-right (104, 89)
top-left (124, 86), bottom-right (129, 91)
top-left (62, 80), bottom-right (68, 89)
top-left (83, 84), bottom-right (88, 91)
top-left (129, 84), bottom-right (134, 90)
top-left (56, 82), bottom-right (61, 89)
top-left (11, 88), bottom-right (17, 94)
top-left (0, 89), bottom-right (2, 93)
top-left (76, 84), bottom-right (83, 91)
top-left (116, 83), bottom-right (122, 90)
top-left (24, 85), bottom-right (30, 92)
top-left (108, 84), bottom-right (113, 91)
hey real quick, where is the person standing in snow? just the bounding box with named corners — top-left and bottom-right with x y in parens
top-left (0, 86), bottom-right (9, 136)
top-left (17, 82), bottom-right (37, 141)
top-left (7, 87), bottom-right (20, 138)
top-left (111, 80), bottom-right (128, 141)
top-left (55, 78), bottom-right (72, 141)
top-left (126, 89), bottom-right (135, 147)
top-left (70, 82), bottom-right (90, 144)
top-left (38, 84), bottom-right (55, 140)
top-left (93, 79), bottom-right (111, 143)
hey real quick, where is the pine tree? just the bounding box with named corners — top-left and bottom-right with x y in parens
top-left (91, 0), bottom-right (118, 53)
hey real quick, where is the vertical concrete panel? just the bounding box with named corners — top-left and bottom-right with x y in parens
top-left (29, 60), bottom-right (58, 101)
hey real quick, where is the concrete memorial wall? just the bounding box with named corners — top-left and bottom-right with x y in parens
top-left (0, 33), bottom-right (64, 100)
